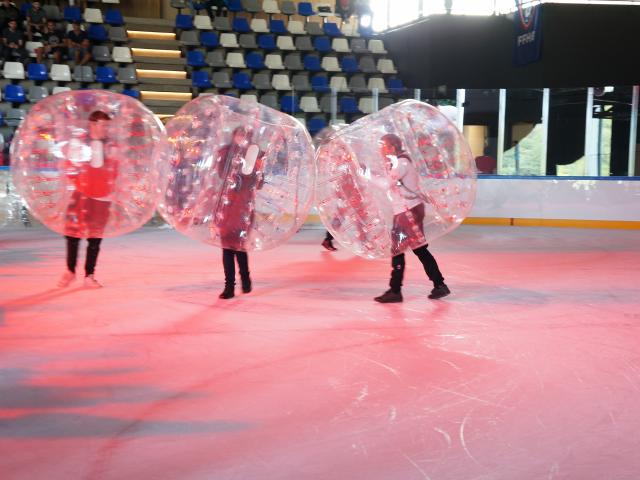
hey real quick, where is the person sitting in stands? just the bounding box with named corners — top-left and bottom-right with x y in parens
top-left (26, 1), bottom-right (47, 41)
top-left (335, 0), bottom-right (354, 21)
top-left (66, 21), bottom-right (91, 66)
top-left (36, 20), bottom-right (65, 63)
top-left (1, 19), bottom-right (27, 61)
top-left (0, 0), bottom-right (20, 30)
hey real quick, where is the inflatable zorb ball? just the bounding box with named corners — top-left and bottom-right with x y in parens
top-left (159, 95), bottom-right (315, 252)
top-left (315, 100), bottom-right (476, 259)
top-left (10, 90), bottom-right (166, 238)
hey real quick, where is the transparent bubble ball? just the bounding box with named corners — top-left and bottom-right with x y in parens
top-left (315, 100), bottom-right (477, 259)
top-left (10, 90), bottom-right (167, 238)
top-left (158, 95), bottom-right (316, 252)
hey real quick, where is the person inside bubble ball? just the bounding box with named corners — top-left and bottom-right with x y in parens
top-left (58, 110), bottom-right (116, 289)
top-left (214, 125), bottom-right (264, 300)
top-left (373, 133), bottom-right (451, 303)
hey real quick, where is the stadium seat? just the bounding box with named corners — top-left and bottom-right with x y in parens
top-left (64, 6), bottom-right (82, 23)
top-left (277, 36), bottom-right (295, 51)
top-left (88, 24), bottom-right (108, 42)
top-left (307, 117), bottom-right (327, 134)
top-left (84, 8), bottom-right (103, 23)
top-left (250, 19), bottom-right (269, 33)
top-left (281, 95), bottom-right (301, 113)
top-left (192, 70), bottom-right (212, 88)
top-left (341, 22), bottom-right (359, 37)
top-left (323, 22), bottom-right (342, 37)
top-left (340, 97), bottom-right (360, 114)
top-left (332, 38), bottom-right (350, 53)
top-left (109, 27), bottom-right (128, 43)
top-left (369, 39), bottom-right (387, 54)
top-left (287, 20), bottom-right (305, 35)
top-left (321, 56), bottom-right (341, 72)
top-left (226, 52), bottom-right (246, 68)
top-left (341, 56), bottom-right (359, 73)
top-left (305, 22), bottom-right (324, 36)
top-left (25, 41), bottom-right (43, 58)
top-left (300, 95), bottom-right (321, 113)
top-left (206, 50), bottom-right (226, 67)
top-left (311, 76), bottom-right (331, 93)
top-left (171, 0), bottom-right (188, 8)
top-left (239, 33), bottom-right (258, 49)
top-left (4, 85), bottom-right (26, 103)
top-left (105, 9), bottom-right (124, 26)
top-left (220, 33), bottom-right (239, 48)
top-left (303, 54), bottom-right (322, 72)
top-left (330, 76), bottom-right (349, 92)
top-left (246, 52), bottom-right (266, 69)
top-left (258, 34), bottom-right (277, 50)
top-left (52, 86), bottom-right (71, 94)
top-left (194, 15), bottom-right (213, 30)
top-left (112, 46), bottom-right (133, 63)
top-left (260, 92), bottom-right (279, 109)
top-left (122, 89), bottom-right (140, 99)
top-left (359, 56), bottom-right (378, 73)
top-left (28, 86), bottom-right (48, 103)
top-left (368, 77), bottom-right (388, 93)
top-left (213, 17), bottom-right (232, 31)
top-left (298, 2), bottom-right (315, 16)
top-left (102, 0), bottom-right (121, 4)
top-left (252, 73), bottom-right (272, 90)
top-left (50, 64), bottom-right (71, 82)
top-left (349, 74), bottom-right (369, 93)
top-left (319, 95), bottom-right (336, 113)
top-left (284, 53), bottom-right (304, 70)
top-left (272, 74), bottom-right (291, 91)
top-left (233, 72), bottom-right (253, 90)
top-left (388, 78), bottom-right (406, 95)
top-left (187, 50), bottom-right (207, 67)
top-left (213, 72), bottom-right (233, 88)
top-left (262, 0), bottom-right (280, 15)
top-left (240, 93), bottom-right (258, 103)
top-left (96, 66), bottom-right (117, 84)
top-left (295, 36), bottom-right (314, 51)
top-left (379, 96), bottom-right (395, 109)
top-left (233, 18), bottom-right (251, 33)
top-left (351, 38), bottom-right (369, 53)
top-left (92, 46), bottom-right (112, 63)
top-left (241, 0), bottom-right (261, 13)
top-left (378, 59), bottom-right (397, 74)
top-left (27, 63), bottom-right (48, 81)
top-left (292, 74), bottom-right (311, 92)
top-left (175, 14), bottom-right (194, 30)
top-left (118, 67), bottom-right (138, 85)
top-left (200, 31), bottom-right (219, 48)
top-left (359, 97), bottom-right (374, 114)
top-left (265, 53), bottom-right (284, 70)
top-left (43, 5), bottom-right (62, 21)
top-left (314, 36), bottom-right (331, 53)
top-left (316, 3), bottom-right (334, 17)
top-left (270, 20), bottom-right (287, 35)
top-left (226, 0), bottom-right (243, 12)
top-left (179, 30), bottom-right (200, 46)
top-left (6, 108), bottom-right (26, 127)
top-left (280, 1), bottom-right (297, 16)
top-left (3, 62), bottom-right (25, 80)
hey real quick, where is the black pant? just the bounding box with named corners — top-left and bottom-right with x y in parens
top-left (325, 231), bottom-right (334, 241)
top-left (389, 245), bottom-right (445, 293)
top-left (66, 236), bottom-right (102, 276)
top-left (222, 248), bottom-right (249, 287)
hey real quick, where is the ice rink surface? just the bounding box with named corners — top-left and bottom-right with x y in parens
top-left (1, 225), bottom-right (639, 479)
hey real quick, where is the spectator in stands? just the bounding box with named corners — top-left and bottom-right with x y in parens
top-left (66, 21), bottom-right (91, 66)
top-left (26, 1), bottom-right (47, 41)
top-left (335, 0), bottom-right (354, 22)
top-left (36, 20), bottom-right (66, 63)
top-left (191, 0), bottom-right (227, 19)
top-left (0, 0), bottom-right (21, 30)
top-left (1, 19), bottom-right (27, 61)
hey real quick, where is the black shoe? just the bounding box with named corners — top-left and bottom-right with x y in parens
top-left (429, 284), bottom-right (450, 300)
top-left (322, 238), bottom-right (337, 251)
top-left (374, 289), bottom-right (403, 303)
top-left (219, 286), bottom-right (235, 299)
top-left (241, 277), bottom-right (252, 294)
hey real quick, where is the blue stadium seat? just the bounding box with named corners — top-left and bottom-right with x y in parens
top-left (311, 76), bottom-right (331, 93)
top-left (313, 36), bottom-right (331, 53)
top-left (200, 31), bottom-right (219, 48)
top-left (21, 2), bottom-right (32, 16)
top-left (233, 18), bottom-right (251, 33)
top-left (246, 52), bottom-right (266, 69)
top-left (226, 0), bottom-right (244, 12)
top-left (27, 63), bottom-right (49, 81)
top-left (175, 14), bottom-right (194, 30)
top-left (323, 22), bottom-right (342, 37)
top-left (88, 24), bottom-right (109, 42)
top-left (340, 97), bottom-right (360, 114)
top-left (187, 50), bottom-right (207, 67)
top-left (233, 72), bottom-right (253, 90)
top-left (257, 34), bottom-right (277, 50)
top-left (4, 85), bottom-right (26, 103)
top-left (359, 25), bottom-right (374, 38)
top-left (281, 95), bottom-right (301, 113)
top-left (340, 56), bottom-right (359, 73)
top-left (64, 6), bottom-right (82, 23)
top-left (270, 19), bottom-right (287, 35)
top-left (122, 89), bottom-right (140, 99)
top-left (105, 9), bottom-right (124, 26)
top-left (298, 2), bottom-right (315, 16)
top-left (308, 117), bottom-right (327, 134)
top-left (192, 70), bottom-right (212, 88)
top-left (388, 78), bottom-right (406, 95)
top-left (96, 66), bottom-right (117, 84)
top-left (303, 54), bottom-right (322, 72)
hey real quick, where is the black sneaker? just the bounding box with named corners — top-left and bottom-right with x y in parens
top-left (322, 238), bottom-right (337, 251)
top-left (241, 277), bottom-right (252, 294)
top-left (428, 284), bottom-right (451, 300)
top-left (219, 286), bottom-right (235, 299)
top-left (374, 289), bottom-right (403, 303)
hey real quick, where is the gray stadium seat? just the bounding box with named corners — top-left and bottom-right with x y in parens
top-left (212, 72), bottom-right (233, 88)
top-left (359, 56), bottom-right (378, 73)
top-left (260, 92), bottom-right (278, 109)
top-left (320, 95), bottom-right (333, 113)
top-left (295, 36), bottom-right (314, 52)
top-left (118, 67), bottom-right (138, 84)
top-left (305, 22), bottom-right (323, 36)
top-left (28, 86), bottom-right (49, 102)
top-left (179, 30), bottom-right (200, 46)
top-left (206, 50), bottom-right (226, 67)
top-left (348, 74), bottom-right (369, 93)
top-left (379, 96), bottom-right (394, 109)
top-left (241, 0), bottom-right (261, 13)
top-left (350, 38), bottom-right (369, 53)
top-left (280, 1), bottom-right (297, 16)
top-left (284, 53), bottom-right (304, 70)
top-left (92, 45), bottom-right (111, 62)
top-left (239, 33), bottom-right (258, 49)
top-left (109, 26), bottom-right (128, 43)
top-left (213, 17), bottom-right (232, 32)
top-left (6, 108), bottom-right (26, 127)
top-left (73, 66), bottom-right (95, 82)
top-left (252, 72), bottom-right (272, 90)
top-left (292, 73), bottom-right (311, 91)
top-left (43, 5), bottom-right (62, 21)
